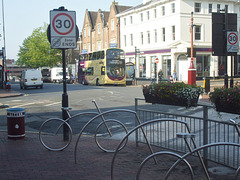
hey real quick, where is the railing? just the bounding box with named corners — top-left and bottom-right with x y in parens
top-left (135, 98), bottom-right (240, 169)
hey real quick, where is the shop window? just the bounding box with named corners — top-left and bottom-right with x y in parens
top-left (139, 56), bottom-right (146, 78)
top-left (196, 55), bottom-right (210, 77)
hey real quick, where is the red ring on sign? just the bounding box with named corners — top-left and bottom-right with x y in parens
top-left (228, 32), bottom-right (238, 45)
top-left (52, 13), bottom-right (74, 35)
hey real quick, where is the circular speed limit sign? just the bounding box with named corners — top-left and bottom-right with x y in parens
top-left (52, 13), bottom-right (74, 35)
top-left (227, 31), bottom-right (239, 53)
top-left (228, 32), bottom-right (238, 45)
top-left (50, 9), bottom-right (76, 49)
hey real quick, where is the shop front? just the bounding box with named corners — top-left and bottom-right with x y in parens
top-left (0, 65), bottom-right (3, 88)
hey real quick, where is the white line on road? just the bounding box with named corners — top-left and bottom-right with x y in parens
top-left (44, 102), bottom-right (61, 107)
top-left (11, 102), bottom-right (36, 108)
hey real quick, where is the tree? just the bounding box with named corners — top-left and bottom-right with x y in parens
top-left (17, 24), bottom-right (62, 68)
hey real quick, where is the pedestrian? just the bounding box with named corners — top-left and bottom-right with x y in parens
top-left (158, 69), bottom-right (163, 82)
top-left (173, 69), bottom-right (177, 82)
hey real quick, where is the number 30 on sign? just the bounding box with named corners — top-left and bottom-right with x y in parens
top-left (50, 10), bottom-right (76, 49)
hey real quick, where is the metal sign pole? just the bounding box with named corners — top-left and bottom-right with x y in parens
top-left (224, 5), bottom-right (229, 88)
top-left (62, 49), bottom-right (69, 141)
top-left (48, 6), bottom-right (78, 141)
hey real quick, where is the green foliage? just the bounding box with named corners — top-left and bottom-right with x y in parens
top-left (16, 24), bottom-right (62, 68)
top-left (209, 85), bottom-right (240, 109)
top-left (143, 82), bottom-right (203, 107)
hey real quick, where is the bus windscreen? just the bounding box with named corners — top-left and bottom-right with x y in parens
top-left (106, 49), bottom-right (125, 80)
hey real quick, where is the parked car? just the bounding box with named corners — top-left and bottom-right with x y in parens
top-left (20, 69), bottom-right (43, 89)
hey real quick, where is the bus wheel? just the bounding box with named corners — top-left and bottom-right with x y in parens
top-left (96, 79), bottom-right (99, 86)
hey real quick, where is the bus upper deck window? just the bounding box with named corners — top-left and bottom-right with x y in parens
top-left (101, 51), bottom-right (105, 59)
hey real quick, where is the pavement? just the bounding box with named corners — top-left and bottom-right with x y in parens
top-left (0, 80), bottom-right (239, 180)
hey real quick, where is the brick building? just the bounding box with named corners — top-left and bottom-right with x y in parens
top-left (80, 1), bottom-right (132, 53)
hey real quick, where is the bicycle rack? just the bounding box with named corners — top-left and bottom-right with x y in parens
top-left (39, 100), bottom-right (156, 166)
top-left (111, 118), bottom-right (211, 180)
top-left (74, 108), bottom-right (156, 164)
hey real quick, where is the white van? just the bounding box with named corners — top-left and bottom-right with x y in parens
top-left (20, 69), bottom-right (43, 89)
top-left (50, 67), bottom-right (70, 83)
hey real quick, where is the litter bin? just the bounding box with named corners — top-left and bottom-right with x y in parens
top-left (7, 108), bottom-right (25, 139)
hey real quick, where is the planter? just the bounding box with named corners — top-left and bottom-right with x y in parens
top-left (142, 82), bottom-right (203, 107)
top-left (143, 92), bottom-right (199, 107)
top-left (214, 99), bottom-right (240, 115)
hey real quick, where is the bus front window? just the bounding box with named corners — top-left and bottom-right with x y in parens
top-left (106, 49), bottom-right (126, 80)
top-left (107, 60), bottom-right (125, 80)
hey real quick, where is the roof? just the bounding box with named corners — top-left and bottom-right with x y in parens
top-left (115, 5), bottom-right (132, 14)
top-left (101, 11), bottom-right (110, 25)
top-left (88, 11), bottom-right (98, 28)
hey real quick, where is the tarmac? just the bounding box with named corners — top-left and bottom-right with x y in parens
top-left (0, 80), bottom-right (239, 180)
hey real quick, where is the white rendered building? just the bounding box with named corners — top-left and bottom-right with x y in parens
top-left (117, 0), bottom-right (240, 81)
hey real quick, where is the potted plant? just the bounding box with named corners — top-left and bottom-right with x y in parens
top-left (209, 85), bottom-right (240, 114)
top-left (142, 82), bottom-right (203, 107)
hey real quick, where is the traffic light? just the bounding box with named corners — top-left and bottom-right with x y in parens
top-left (212, 13), bottom-right (237, 56)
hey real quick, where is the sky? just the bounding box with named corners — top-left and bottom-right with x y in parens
top-left (0, 0), bottom-right (142, 61)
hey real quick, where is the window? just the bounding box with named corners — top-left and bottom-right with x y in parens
top-left (147, 11), bottom-right (150, 20)
top-left (162, 28), bottom-right (165, 42)
top-left (98, 24), bottom-right (101, 34)
top-left (124, 35), bottom-right (127, 47)
top-left (124, 18), bottom-right (126, 26)
top-left (141, 32), bottom-right (143, 45)
top-left (172, 26), bottom-right (175, 40)
top-left (154, 29), bottom-right (157, 43)
top-left (88, 43), bottom-right (90, 51)
top-left (98, 41), bottom-right (101, 50)
top-left (130, 16), bottom-right (133, 24)
top-left (111, 19), bottom-right (114, 30)
top-left (111, 38), bottom-right (115, 43)
top-left (140, 13), bottom-right (143, 21)
top-left (208, 4), bottom-right (212, 13)
top-left (87, 67), bottom-right (94, 75)
top-left (84, 28), bottom-right (86, 37)
top-left (172, 3), bottom-right (175, 13)
top-left (130, 34), bottom-right (133, 46)
top-left (154, 9), bottom-right (157, 18)
top-left (88, 27), bottom-right (90, 37)
top-left (162, 6), bottom-right (165, 16)
top-left (194, 3), bottom-right (201, 13)
top-left (147, 31), bottom-right (150, 44)
top-left (217, 4), bottom-right (221, 12)
top-left (195, 25), bottom-right (201, 40)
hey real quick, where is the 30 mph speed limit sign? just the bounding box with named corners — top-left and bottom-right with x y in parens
top-left (50, 10), bottom-right (76, 49)
top-left (227, 31), bottom-right (239, 53)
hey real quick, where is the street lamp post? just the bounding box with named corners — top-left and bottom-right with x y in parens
top-left (188, 12), bottom-right (196, 85)
top-left (1, 0), bottom-right (6, 88)
top-left (135, 46), bottom-right (140, 85)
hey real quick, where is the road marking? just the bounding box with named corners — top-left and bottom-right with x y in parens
top-left (11, 102), bottom-right (36, 108)
top-left (108, 91), bottom-right (114, 95)
top-left (10, 100), bottom-right (22, 102)
top-left (44, 102), bottom-right (61, 107)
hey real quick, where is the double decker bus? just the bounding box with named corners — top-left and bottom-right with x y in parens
top-left (78, 48), bottom-right (126, 85)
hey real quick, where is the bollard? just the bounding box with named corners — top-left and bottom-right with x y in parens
top-left (7, 108), bottom-right (25, 139)
top-left (203, 77), bottom-right (205, 89)
top-left (205, 77), bottom-right (210, 94)
top-left (6, 82), bottom-right (11, 90)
